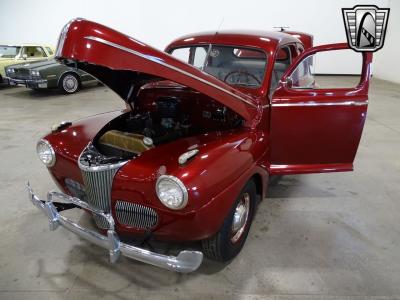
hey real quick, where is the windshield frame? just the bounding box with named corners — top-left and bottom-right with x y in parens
top-left (168, 44), bottom-right (268, 91)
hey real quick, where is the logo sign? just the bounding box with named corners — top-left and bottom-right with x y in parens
top-left (342, 5), bottom-right (390, 52)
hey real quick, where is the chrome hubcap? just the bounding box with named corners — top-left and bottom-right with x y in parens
top-left (63, 75), bottom-right (78, 93)
top-left (231, 192), bottom-right (250, 243)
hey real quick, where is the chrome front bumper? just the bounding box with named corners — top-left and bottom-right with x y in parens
top-left (7, 77), bottom-right (48, 88)
top-left (27, 183), bottom-right (203, 273)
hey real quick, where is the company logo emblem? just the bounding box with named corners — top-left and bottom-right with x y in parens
top-left (342, 5), bottom-right (390, 52)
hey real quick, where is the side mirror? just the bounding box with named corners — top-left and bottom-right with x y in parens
top-left (22, 54), bottom-right (28, 60)
top-left (283, 77), bottom-right (293, 89)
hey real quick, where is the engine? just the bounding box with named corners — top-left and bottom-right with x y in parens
top-left (125, 96), bottom-right (191, 144)
top-left (95, 94), bottom-right (242, 159)
top-left (97, 97), bottom-right (190, 158)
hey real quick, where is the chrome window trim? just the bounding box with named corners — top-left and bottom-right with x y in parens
top-left (84, 36), bottom-right (257, 108)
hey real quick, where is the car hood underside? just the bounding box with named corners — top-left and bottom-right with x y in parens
top-left (55, 18), bottom-right (260, 124)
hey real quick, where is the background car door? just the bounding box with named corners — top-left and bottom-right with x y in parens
top-left (269, 43), bottom-right (373, 175)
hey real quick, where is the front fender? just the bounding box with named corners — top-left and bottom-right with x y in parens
top-left (44, 110), bottom-right (125, 189)
top-left (112, 129), bottom-right (269, 240)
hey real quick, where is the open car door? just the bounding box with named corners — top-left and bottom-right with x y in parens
top-left (269, 43), bottom-right (373, 175)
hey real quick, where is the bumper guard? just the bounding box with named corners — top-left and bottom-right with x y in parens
top-left (27, 183), bottom-right (203, 273)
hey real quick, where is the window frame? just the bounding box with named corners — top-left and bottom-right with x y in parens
top-left (22, 46), bottom-right (48, 58)
top-left (287, 48), bottom-right (363, 90)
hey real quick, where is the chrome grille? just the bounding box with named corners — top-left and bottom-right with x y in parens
top-left (78, 143), bottom-right (127, 229)
top-left (115, 201), bottom-right (158, 229)
top-left (14, 69), bottom-right (31, 79)
top-left (80, 168), bottom-right (120, 229)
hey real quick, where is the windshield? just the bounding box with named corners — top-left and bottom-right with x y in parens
top-left (170, 45), bottom-right (267, 88)
top-left (0, 46), bottom-right (21, 58)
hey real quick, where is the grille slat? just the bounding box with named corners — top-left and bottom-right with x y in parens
top-left (80, 167), bottom-right (119, 229)
top-left (14, 69), bottom-right (31, 79)
top-left (115, 201), bottom-right (158, 229)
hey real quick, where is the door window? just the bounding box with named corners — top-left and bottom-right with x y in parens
top-left (289, 49), bottom-right (362, 89)
top-left (22, 46), bottom-right (47, 58)
top-left (270, 46), bottom-right (292, 92)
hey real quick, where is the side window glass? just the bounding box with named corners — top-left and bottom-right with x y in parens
top-left (289, 49), bottom-right (362, 89)
top-left (170, 47), bottom-right (190, 63)
top-left (23, 46), bottom-right (47, 58)
top-left (45, 47), bottom-right (54, 55)
top-left (270, 47), bottom-right (291, 92)
top-left (193, 47), bottom-right (207, 69)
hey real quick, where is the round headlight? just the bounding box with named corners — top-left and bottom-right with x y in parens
top-left (36, 139), bottom-right (56, 167)
top-left (156, 175), bottom-right (188, 210)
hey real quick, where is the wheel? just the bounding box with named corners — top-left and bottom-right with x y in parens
top-left (59, 73), bottom-right (80, 94)
top-left (202, 179), bottom-right (257, 261)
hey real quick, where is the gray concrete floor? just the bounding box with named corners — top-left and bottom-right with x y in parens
top-left (0, 78), bottom-right (399, 300)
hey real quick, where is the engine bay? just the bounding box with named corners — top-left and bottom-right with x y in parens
top-left (95, 86), bottom-right (243, 159)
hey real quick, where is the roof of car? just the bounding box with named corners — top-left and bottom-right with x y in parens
top-left (166, 30), bottom-right (301, 52)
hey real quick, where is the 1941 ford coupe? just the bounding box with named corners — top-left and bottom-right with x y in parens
top-left (28, 19), bottom-right (372, 273)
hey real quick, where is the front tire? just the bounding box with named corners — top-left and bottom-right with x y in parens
top-left (202, 179), bottom-right (257, 261)
top-left (59, 73), bottom-right (80, 94)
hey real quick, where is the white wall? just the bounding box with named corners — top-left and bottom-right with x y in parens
top-left (373, 0), bottom-right (400, 83)
top-left (0, 0), bottom-right (394, 79)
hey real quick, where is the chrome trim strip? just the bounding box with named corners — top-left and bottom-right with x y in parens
top-left (84, 36), bottom-right (257, 109)
top-left (272, 101), bottom-right (368, 107)
top-left (27, 183), bottom-right (203, 273)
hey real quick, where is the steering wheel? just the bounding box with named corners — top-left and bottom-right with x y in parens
top-left (223, 70), bottom-right (261, 85)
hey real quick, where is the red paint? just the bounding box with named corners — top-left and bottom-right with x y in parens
top-left (41, 19), bottom-right (372, 241)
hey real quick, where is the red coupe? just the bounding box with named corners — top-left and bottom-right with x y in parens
top-left (28, 19), bottom-right (372, 273)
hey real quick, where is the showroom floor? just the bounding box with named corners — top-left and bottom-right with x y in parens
top-left (0, 78), bottom-right (399, 300)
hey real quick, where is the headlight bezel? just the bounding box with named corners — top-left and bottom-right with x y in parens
top-left (36, 139), bottom-right (56, 167)
top-left (156, 175), bottom-right (188, 210)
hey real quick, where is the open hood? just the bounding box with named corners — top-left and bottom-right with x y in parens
top-left (55, 19), bottom-right (259, 123)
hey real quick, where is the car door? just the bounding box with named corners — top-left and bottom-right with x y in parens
top-left (269, 43), bottom-right (373, 175)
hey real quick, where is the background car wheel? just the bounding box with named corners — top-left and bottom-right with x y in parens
top-left (202, 179), bottom-right (257, 261)
top-left (59, 73), bottom-right (80, 94)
